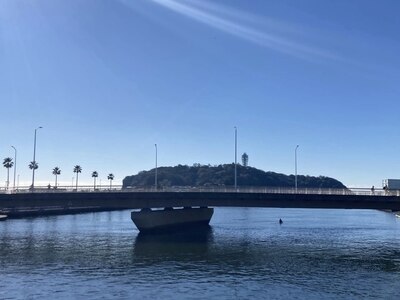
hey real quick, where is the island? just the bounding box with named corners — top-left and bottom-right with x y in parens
top-left (122, 164), bottom-right (346, 189)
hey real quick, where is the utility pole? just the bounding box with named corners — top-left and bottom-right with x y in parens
top-left (234, 126), bottom-right (237, 189)
top-left (295, 145), bottom-right (299, 192)
top-left (155, 144), bottom-right (158, 190)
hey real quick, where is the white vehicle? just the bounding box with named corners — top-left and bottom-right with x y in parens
top-left (382, 179), bottom-right (400, 190)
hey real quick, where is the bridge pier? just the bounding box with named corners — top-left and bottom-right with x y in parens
top-left (131, 207), bottom-right (214, 233)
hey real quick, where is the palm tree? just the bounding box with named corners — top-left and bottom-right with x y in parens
top-left (107, 173), bottom-right (114, 190)
top-left (73, 165), bottom-right (82, 189)
top-left (92, 171), bottom-right (98, 190)
top-left (29, 161), bottom-right (38, 170)
top-left (28, 161), bottom-right (38, 189)
top-left (52, 167), bottom-right (61, 188)
top-left (3, 157), bottom-right (14, 190)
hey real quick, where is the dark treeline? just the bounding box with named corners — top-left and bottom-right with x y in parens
top-left (122, 164), bottom-right (346, 189)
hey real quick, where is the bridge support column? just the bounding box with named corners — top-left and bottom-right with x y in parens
top-left (131, 207), bottom-right (214, 233)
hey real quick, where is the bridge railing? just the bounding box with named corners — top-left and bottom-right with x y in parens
top-left (0, 185), bottom-right (398, 196)
top-left (152, 186), bottom-right (395, 196)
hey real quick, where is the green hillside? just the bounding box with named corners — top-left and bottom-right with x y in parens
top-left (122, 164), bottom-right (346, 189)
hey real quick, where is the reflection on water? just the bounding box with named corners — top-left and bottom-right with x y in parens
top-left (134, 226), bottom-right (213, 257)
top-left (1, 208), bottom-right (400, 299)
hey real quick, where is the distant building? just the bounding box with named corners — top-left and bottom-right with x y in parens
top-left (242, 152), bottom-right (249, 167)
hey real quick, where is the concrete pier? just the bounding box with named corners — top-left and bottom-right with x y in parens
top-left (131, 207), bottom-right (214, 232)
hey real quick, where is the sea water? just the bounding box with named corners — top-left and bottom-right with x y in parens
top-left (1, 208), bottom-right (399, 299)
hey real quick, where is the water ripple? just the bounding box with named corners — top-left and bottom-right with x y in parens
top-left (1, 208), bottom-right (400, 299)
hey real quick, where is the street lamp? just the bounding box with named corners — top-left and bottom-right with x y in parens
top-left (31, 126), bottom-right (43, 189)
top-left (11, 146), bottom-right (17, 191)
top-left (155, 144), bottom-right (158, 190)
top-left (295, 145), bottom-right (299, 192)
top-left (234, 126), bottom-right (237, 189)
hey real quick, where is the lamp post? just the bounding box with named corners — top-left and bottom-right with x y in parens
top-left (295, 145), bottom-right (299, 192)
top-left (31, 126), bottom-right (42, 189)
top-left (155, 144), bottom-right (158, 190)
top-left (11, 146), bottom-right (17, 191)
top-left (234, 126), bottom-right (237, 189)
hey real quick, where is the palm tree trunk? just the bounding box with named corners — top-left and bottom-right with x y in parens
top-left (109, 180), bottom-right (112, 190)
top-left (94, 178), bottom-right (96, 190)
top-left (6, 169), bottom-right (10, 190)
top-left (55, 175), bottom-right (57, 189)
top-left (76, 173), bottom-right (78, 190)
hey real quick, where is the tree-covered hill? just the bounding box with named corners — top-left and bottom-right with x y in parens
top-left (122, 164), bottom-right (346, 189)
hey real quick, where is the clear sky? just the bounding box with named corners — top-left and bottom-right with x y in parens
top-left (0, 0), bottom-right (399, 188)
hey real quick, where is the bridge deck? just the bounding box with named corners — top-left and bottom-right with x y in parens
top-left (1, 190), bottom-right (400, 211)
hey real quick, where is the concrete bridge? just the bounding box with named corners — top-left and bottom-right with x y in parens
top-left (1, 187), bottom-right (400, 212)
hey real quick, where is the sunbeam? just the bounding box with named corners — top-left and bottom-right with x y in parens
top-left (149, 0), bottom-right (340, 61)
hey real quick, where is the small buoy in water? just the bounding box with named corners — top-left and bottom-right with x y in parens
top-left (279, 218), bottom-right (283, 224)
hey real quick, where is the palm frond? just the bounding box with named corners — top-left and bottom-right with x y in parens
top-left (29, 161), bottom-right (38, 170)
top-left (73, 165), bottom-right (82, 173)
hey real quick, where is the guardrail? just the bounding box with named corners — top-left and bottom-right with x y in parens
top-left (0, 186), bottom-right (398, 196)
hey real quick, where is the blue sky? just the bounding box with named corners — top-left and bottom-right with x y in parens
top-left (0, 0), bottom-right (399, 188)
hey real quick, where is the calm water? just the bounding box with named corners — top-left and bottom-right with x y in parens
top-left (1, 208), bottom-right (400, 299)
